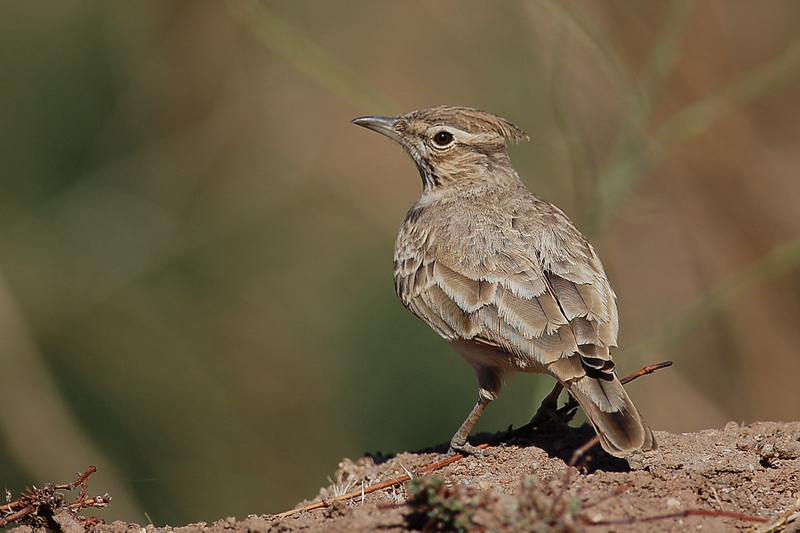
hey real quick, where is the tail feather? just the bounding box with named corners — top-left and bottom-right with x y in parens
top-left (567, 375), bottom-right (656, 456)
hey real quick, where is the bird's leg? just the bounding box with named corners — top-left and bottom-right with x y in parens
top-left (448, 395), bottom-right (492, 456)
top-left (509, 381), bottom-right (576, 439)
top-left (529, 382), bottom-right (565, 427)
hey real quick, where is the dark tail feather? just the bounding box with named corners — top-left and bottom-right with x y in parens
top-left (567, 375), bottom-right (656, 457)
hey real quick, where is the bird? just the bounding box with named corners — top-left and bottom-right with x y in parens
top-left (351, 105), bottom-right (656, 458)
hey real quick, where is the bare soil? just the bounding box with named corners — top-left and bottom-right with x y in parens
top-left (9, 421), bottom-right (800, 532)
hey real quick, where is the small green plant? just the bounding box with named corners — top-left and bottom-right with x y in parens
top-left (405, 476), bottom-right (480, 532)
top-left (405, 475), bottom-right (580, 532)
top-left (512, 476), bottom-right (581, 533)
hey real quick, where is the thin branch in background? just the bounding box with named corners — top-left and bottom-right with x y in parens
top-left (593, 33), bottom-right (800, 234)
top-left (627, 35), bottom-right (800, 213)
top-left (653, 38), bottom-right (800, 151)
top-left (535, 0), bottom-right (637, 224)
top-left (536, 0), bottom-right (637, 94)
top-left (589, 0), bottom-right (694, 235)
top-left (229, 1), bottom-right (396, 114)
top-left (547, 26), bottom-right (599, 218)
top-left (548, 0), bottom-right (800, 236)
top-left (632, 234), bottom-right (800, 358)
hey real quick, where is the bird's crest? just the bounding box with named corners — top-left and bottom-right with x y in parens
top-left (408, 106), bottom-right (529, 144)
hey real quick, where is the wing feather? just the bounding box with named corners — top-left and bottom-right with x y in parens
top-left (393, 196), bottom-right (620, 378)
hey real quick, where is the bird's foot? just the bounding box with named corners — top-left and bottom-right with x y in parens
top-left (505, 388), bottom-right (577, 442)
top-left (525, 384), bottom-right (578, 431)
top-left (448, 440), bottom-right (492, 457)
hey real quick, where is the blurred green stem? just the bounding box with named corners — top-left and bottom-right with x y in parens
top-left (652, 38), bottom-right (800, 151)
top-left (586, 3), bottom-right (800, 237)
top-left (589, 0), bottom-right (694, 235)
top-left (230, 1), bottom-right (396, 113)
top-left (538, 0), bottom-right (637, 92)
top-left (632, 234), bottom-right (800, 358)
top-left (0, 272), bottom-right (143, 518)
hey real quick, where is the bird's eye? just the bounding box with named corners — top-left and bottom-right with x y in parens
top-left (432, 130), bottom-right (454, 148)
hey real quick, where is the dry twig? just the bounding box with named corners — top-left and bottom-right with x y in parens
top-left (582, 507), bottom-right (768, 527)
top-left (755, 497), bottom-right (800, 533)
top-left (0, 466), bottom-right (110, 531)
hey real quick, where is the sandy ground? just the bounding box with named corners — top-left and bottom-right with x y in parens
top-left (8, 421), bottom-right (800, 532)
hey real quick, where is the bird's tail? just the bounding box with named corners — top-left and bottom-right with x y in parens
top-left (566, 374), bottom-right (656, 457)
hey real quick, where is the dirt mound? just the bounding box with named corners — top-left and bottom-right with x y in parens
top-left (9, 421), bottom-right (800, 532)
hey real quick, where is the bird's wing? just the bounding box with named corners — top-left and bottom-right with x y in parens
top-left (394, 204), bottom-right (619, 384)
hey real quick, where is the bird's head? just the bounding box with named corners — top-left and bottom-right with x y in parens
top-left (352, 106), bottom-right (529, 192)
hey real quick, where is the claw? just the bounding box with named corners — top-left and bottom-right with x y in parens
top-left (448, 440), bottom-right (492, 457)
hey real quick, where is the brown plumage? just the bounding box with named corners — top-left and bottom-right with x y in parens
top-left (352, 105), bottom-right (656, 457)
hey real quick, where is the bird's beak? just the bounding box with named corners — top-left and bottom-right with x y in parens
top-left (351, 115), bottom-right (400, 141)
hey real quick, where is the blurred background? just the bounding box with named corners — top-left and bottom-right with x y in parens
top-left (2, 0), bottom-right (799, 526)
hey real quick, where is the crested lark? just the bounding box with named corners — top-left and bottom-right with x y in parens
top-left (352, 106), bottom-right (656, 457)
